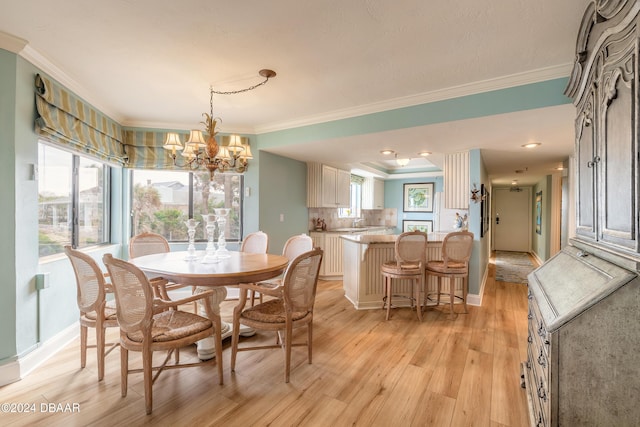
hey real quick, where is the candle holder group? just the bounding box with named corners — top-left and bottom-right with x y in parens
top-left (183, 209), bottom-right (231, 263)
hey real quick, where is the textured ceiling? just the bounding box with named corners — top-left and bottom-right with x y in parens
top-left (0, 0), bottom-right (591, 184)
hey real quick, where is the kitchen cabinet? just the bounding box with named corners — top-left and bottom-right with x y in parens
top-left (362, 177), bottom-right (384, 209)
top-left (307, 162), bottom-right (350, 208)
top-left (311, 228), bottom-right (391, 278)
top-left (310, 232), bottom-right (343, 278)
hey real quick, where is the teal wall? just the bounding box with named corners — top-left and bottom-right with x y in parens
top-left (384, 176), bottom-right (444, 234)
top-left (0, 51), bottom-right (123, 370)
top-left (468, 149), bottom-right (490, 297)
top-left (532, 175), bottom-right (552, 261)
top-left (257, 78), bottom-right (571, 148)
top-left (0, 49), bottom-right (18, 362)
top-left (256, 151), bottom-right (308, 253)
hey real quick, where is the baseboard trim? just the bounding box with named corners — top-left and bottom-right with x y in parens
top-left (468, 264), bottom-right (489, 307)
top-left (530, 251), bottom-right (543, 266)
top-left (0, 322), bottom-right (78, 387)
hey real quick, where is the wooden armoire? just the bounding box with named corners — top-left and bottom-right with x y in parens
top-left (523, 1), bottom-right (640, 426)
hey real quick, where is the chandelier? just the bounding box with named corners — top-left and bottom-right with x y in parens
top-left (162, 69), bottom-right (276, 179)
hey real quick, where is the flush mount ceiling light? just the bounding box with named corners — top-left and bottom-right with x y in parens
top-left (418, 151), bottom-right (431, 156)
top-left (522, 142), bottom-right (541, 149)
top-left (163, 69), bottom-right (276, 179)
top-left (395, 154), bottom-right (410, 166)
top-left (380, 149), bottom-right (395, 155)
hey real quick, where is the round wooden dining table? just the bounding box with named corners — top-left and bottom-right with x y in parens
top-left (130, 250), bottom-right (289, 360)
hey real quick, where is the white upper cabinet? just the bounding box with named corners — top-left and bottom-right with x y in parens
top-left (307, 162), bottom-right (351, 208)
top-left (362, 177), bottom-right (384, 209)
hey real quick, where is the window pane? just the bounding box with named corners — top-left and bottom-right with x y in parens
top-left (338, 181), bottom-right (361, 218)
top-left (78, 156), bottom-right (107, 247)
top-left (131, 169), bottom-right (190, 240)
top-left (131, 169), bottom-right (243, 242)
top-left (38, 145), bottom-right (72, 256)
top-left (193, 171), bottom-right (242, 242)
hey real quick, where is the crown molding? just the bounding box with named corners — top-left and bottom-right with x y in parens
top-left (8, 32), bottom-right (572, 136)
top-left (0, 31), bottom-right (28, 54)
top-left (255, 63), bottom-right (573, 134)
top-left (121, 119), bottom-right (256, 136)
top-left (16, 42), bottom-right (125, 123)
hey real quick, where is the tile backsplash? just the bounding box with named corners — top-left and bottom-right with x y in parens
top-left (308, 208), bottom-right (397, 230)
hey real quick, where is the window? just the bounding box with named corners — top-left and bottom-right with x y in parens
top-left (38, 143), bottom-right (110, 256)
top-left (131, 169), bottom-right (242, 242)
top-left (338, 176), bottom-right (363, 219)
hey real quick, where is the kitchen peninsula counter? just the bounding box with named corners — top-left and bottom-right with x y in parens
top-left (341, 232), bottom-right (455, 310)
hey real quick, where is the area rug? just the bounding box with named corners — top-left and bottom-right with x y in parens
top-left (494, 251), bottom-right (536, 284)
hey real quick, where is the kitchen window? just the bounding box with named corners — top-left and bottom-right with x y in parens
top-left (338, 175), bottom-right (363, 218)
top-left (38, 143), bottom-right (110, 256)
top-left (131, 169), bottom-right (242, 242)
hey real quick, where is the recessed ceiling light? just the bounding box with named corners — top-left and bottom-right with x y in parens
top-left (522, 142), bottom-right (541, 149)
top-left (380, 149), bottom-right (395, 155)
top-left (418, 151), bottom-right (431, 156)
top-left (511, 180), bottom-right (518, 185)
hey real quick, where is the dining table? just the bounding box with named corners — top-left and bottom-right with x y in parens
top-left (130, 250), bottom-right (289, 360)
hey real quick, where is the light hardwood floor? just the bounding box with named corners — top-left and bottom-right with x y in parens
top-left (0, 255), bottom-right (531, 426)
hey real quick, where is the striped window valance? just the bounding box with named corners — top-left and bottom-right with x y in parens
top-left (123, 130), bottom-right (252, 170)
top-left (34, 74), bottom-right (126, 164)
top-left (351, 174), bottom-right (365, 185)
top-left (122, 129), bottom-right (187, 170)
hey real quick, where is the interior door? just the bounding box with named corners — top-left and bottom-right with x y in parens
top-left (493, 187), bottom-right (531, 252)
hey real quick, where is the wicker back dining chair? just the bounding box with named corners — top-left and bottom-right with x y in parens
top-left (128, 232), bottom-right (170, 259)
top-left (129, 232), bottom-right (191, 307)
top-left (239, 231), bottom-right (269, 305)
top-left (282, 233), bottom-right (313, 261)
top-left (230, 247), bottom-right (323, 382)
top-left (102, 254), bottom-right (223, 415)
top-left (255, 233), bottom-right (313, 292)
top-left (380, 231), bottom-right (428, 321)
top-left (64, 246), bottom-right (119, 381)
top-left (424, 231), bottom-right (474, 319)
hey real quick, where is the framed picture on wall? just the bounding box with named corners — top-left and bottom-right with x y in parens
top-left (403, 183), bottom-right (434, 212)
top-left (480, 184), bottom-right (490, 237)
top-left (403, 220), bottom-right (433, 233)
top-left (536, 191), bottom-right (542, 235)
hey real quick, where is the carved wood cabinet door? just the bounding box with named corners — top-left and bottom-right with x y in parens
top-left (596, 29), bottom-right (638, 252)
top-left (575, 86), bottom-right (597, 241)
top-left (573, 20), bottom-right (640, 257)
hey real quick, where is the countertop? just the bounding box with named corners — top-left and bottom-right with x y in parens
top-left (310, 226), bottom-right (392, 234)
top-left (340, 232), bottom-right (450, 244)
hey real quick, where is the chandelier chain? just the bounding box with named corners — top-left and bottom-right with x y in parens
top-left (210, 75), bottom-right (271, 95)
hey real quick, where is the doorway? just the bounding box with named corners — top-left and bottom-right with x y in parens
top-left (492, 187), bottom-right (531, 252)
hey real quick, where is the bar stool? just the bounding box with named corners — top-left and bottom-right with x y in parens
top-left (424, 231), bottom-right (473, 319)
top-left (380, 231), bottom-right (428, 321)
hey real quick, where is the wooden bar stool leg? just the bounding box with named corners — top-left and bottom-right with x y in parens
top-left (415, 276), bottom-right (423, 321)
top-left (462, 276), bottom-right (468, 313)
top-left (449, 277), bottom-right (456, 319)
top-left (385, 277), bottom-right (392, 321)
